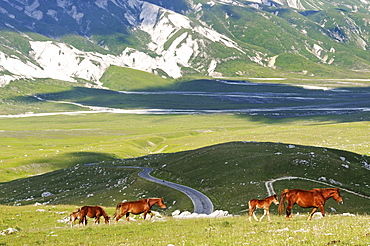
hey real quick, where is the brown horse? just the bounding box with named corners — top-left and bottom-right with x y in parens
top-left (278, 188), bottom-right (343, 220)
top-left (248, 194), bottom-right (279, 222)
top-left (70, 206), bottom-right (110, 226)
top-left (113, 198), bottom-right (166, 222)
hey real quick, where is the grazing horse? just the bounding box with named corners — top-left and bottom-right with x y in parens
top-left (70, 210), bottom-right (81, 227)
top-left (113, 198), bottom-right (166, 222)
top-left (70, 206), bottom-right (110, 226)
top-left (278, 188), bottom-right (343, 220)
top-left (248, 194), bottom-right (279, 222)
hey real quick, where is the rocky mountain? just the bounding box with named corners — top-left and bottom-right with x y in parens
top-left (0, 0), bottom-right (369, 87)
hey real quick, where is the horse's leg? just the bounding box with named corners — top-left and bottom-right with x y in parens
top-left (267, 209), bottom-right (272, 221)
top-left (70, 216), bottom-right (76, 227)
top-left (125, 212), bottom-right (130, 221)
top-left (78, 215), bottom-right (83, 226)
top-left (79, 215), bottom-right (86, 226)
top-left (104, 215), bottom-right (110, 224)
top-left (143, 210), bottom-right (153, 220)
top-left (261, 209), bottom-right (271, 221)
top-left (260, 209), bottom-right (268, 221)
top-left (318, 205), bottom-right (325, 218)
top-left (249, 207), bottom-right (257, 222)
top-left (115, 214), bottom-right (124, 222)
top-left (285, 203), bottom-right (294, 220)
top-left (114, 210), bottom-right (125, 222)
top-left (308, 207), bottom-right (318, 220)
top-left (148, 211), bottom-right (153, 220)
top-left (248, 205), bottom-right (253, 222)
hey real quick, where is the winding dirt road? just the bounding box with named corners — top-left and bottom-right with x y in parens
top-left (84, 164), bottom-right (214, 214)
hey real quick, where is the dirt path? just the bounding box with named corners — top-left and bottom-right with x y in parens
top-left (84, 164), bottom-right (214, 214)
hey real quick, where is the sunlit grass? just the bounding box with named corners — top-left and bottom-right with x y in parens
top-left (0, 113), bottom-right (369, 183)
top-left (0, 204), bottom-right (369, 245)
top-left (1, 141), bottom-right (369, 215)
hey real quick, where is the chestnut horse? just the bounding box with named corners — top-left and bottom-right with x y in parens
top-left (248, 194), bottom-right (279, 222)
top-left (113, 198), bottom-right (166, 222)
top-left (70, 206), bottom-right (110, 226)
top-left (278, 188), bottom-right (343, 220)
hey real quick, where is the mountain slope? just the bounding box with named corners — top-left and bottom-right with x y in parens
top-left (0, 0), bottom-right (369, 87)
top-left (1, 142), bottom-right (369, 214)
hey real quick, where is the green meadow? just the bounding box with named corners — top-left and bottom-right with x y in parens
top-left (0, 74), bottom-right (369, 245)
top-left (0, 204), bottom-right (370, 246)
top-left (1, 113), bottom-right (369, 182)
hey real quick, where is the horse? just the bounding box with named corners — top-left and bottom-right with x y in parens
top-left (248, 194), bottom-right (279, 222)
top-left (69, 210), bottom-right (81, 227)
top-left (70, 206), bottom-right (110, 226)
top-left (113, 198), bottom-right (166, 222)
top-left (278, 188), bottom-right (343, 220)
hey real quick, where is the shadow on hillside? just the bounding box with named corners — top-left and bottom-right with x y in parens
top-left (23, 151), bottom-right (119, 172)
top-left (14, 78), bottom-right (370, 123)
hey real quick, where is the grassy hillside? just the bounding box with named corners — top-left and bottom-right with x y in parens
top-left (0, 204), bottom-right (369, 245)
top-left (100, 66), bottom-right (174, 91)
top-left (1, 73), bottom-right (369, 116)
top-left (0, 112), bottom-right (369, 182)
top-left (0, 79), bottom-right (86, 115)
top-left (1, 142), bottom-right (369, 215)
top-left (191, 3), bottom-right (370, 77)
top-left (0, 77), bottom-right (369, 216)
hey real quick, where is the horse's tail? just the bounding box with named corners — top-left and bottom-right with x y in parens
top-left (113, 203), bottom-right (122, 220)
top-left (278, 189), bottom-right (289, 215)
top-left (247, 200), bottom-right (252, 211)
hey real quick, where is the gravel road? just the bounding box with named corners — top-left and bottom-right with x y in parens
top-left (84, 164), bottom-right (214, 214)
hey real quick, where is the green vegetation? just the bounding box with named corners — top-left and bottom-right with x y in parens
top-left (163, 29), bottom-right (190, 51)
top-left (59, 34), bottom-right (110, 54)
top-left (0, 30), bottom-right (33, 56)
top-left (0, 75), bottom-right (369, 244)
top-left (100, 66), bottom-right (174, 91)
top-left (0, 79), bottom-right (85, 115)
top-left (1, 112), bottom-right (369, 181)
top-left (0, 0), bottom-right (370, 243)
top-left (0, 204), bottom-right (369, 245)
top-left (1, 141), bottom-right (369, 215)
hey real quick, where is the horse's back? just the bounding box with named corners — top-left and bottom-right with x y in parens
top-left (81, 206), bottom-right (104, 217)
top-left (286, 188), bottom-right (325, 208)
top-left (285, 189), bottom-right (315, 198)
top-left (248, 199), bottom-right (258, 208)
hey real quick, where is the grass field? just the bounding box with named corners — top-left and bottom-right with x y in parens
top-left (0, 76), bottom-right (369, 245)
top-left (0, 204), bottom-right (370, 246)
top-left (1, 141), bottom-right (369, 215)
top-left (0, 113), bottom-right (369, 182)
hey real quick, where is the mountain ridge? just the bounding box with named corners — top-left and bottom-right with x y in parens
top-left (0, 0), bottom-right (369, 87)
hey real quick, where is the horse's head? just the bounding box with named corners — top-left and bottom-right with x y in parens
top-left (148, 198), bottom-right (167, 209)
top-left (69, 211), bottom-right (80, 227)
top-left (70, 211), bottom-right (79, 221)
top-left (272, 194), bottom-right (279, 205)
top-left (157, 198), bottom-right (167, 209)
top-left (323, 188), bottom-right (343, 204)
top-left (333, 188), bottom-right (343, 205)
top-left (104, 216), bottom-right (110, 224)
top-left (158, 197), bottom-right (167, 208)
